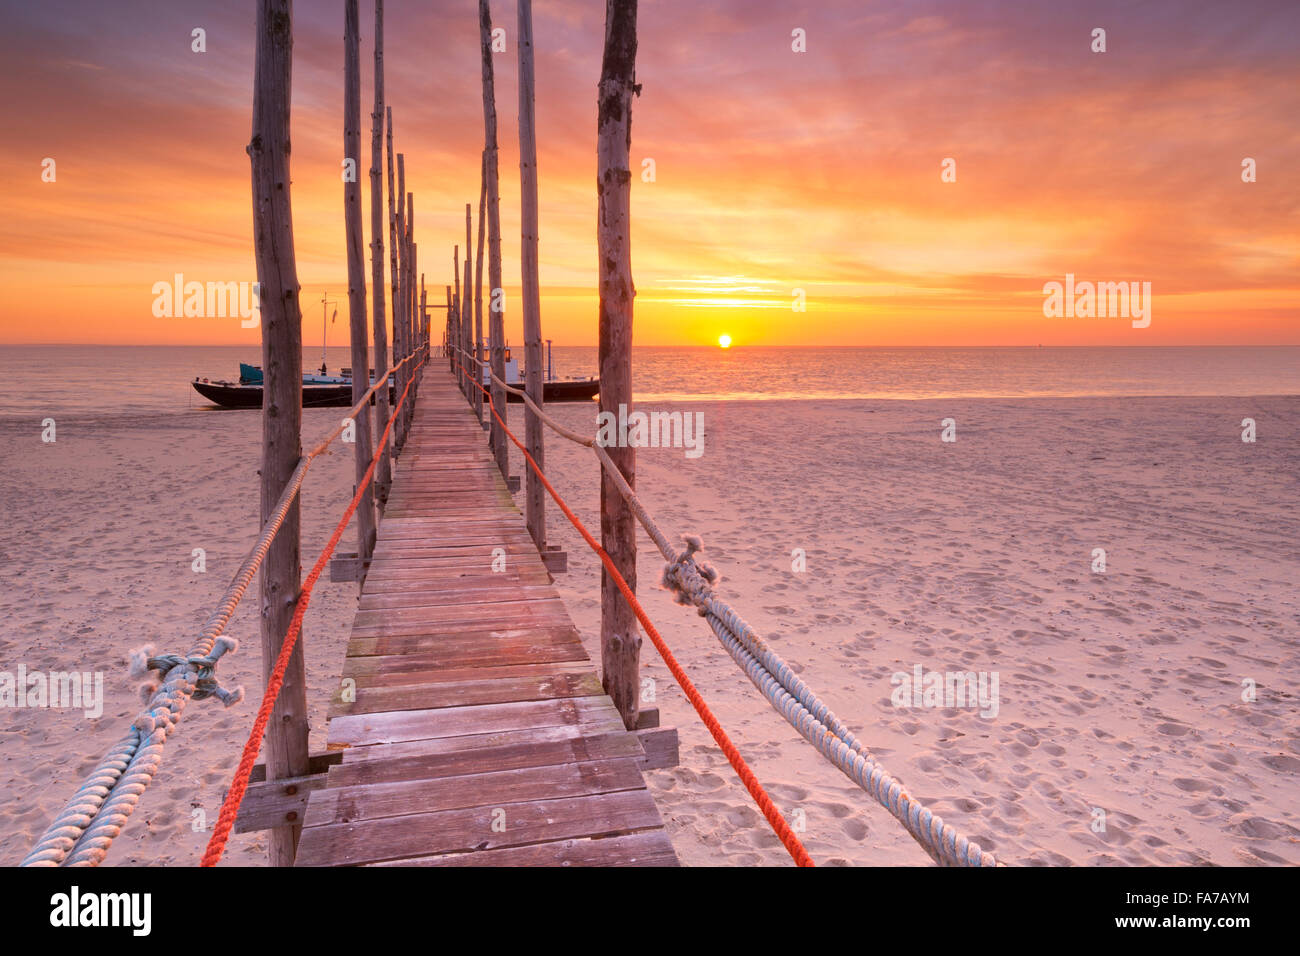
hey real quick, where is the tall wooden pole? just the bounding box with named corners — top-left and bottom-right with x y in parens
top-left (453, 243), bottom-right (461, 392)
top-left (249, 0), bottom-right (310, 863)
top-left (344, 0), bottom-right (376, 566)
top-left (466, 203), bottom-right (480, 422)
top-left (395, 155), bottom-right (407, 449)
top-left (597, 0), bottom-right (640, 729)
top-left (386, 113), bottom-right (404, 454)
top-left (475, 151), bottom-right (488, 429)
top-left (405, 191), bottom-right (416, 435)
top-left (479, 0), bottom-right (507, 479)
top-left (446, 285), bottom-right (454, 368)
top-left (517, 0), bottom-right (546, 550)
top-left (369, 0), bottom-right (391, 508)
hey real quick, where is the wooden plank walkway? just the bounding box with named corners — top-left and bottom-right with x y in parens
top-left (294, 366), bottom-right (679, 866)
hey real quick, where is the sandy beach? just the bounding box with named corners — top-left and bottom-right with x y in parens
top-left (2, 392), bottom-right (1296, 866)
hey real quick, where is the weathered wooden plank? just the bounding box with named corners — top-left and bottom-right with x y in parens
top-left (351, 596), bottom-right (572, 627)
top-left (345, 624), bottom-right (584, 658)
top-left (324, 728), bottom-right (643, 791)
top-left (374, 829), bottom-right (680, 867)
top-left (358, 584), bottom-right (556, 612)
top-left (326, 695), bottom-right (625, 747)
top-left (304, 757), bottom-right (647, 827)
top-left (363, 569), bottom-right (552, 590)
top-left (328, 669), bottom-right (604, 717)
top-left (342, 655), bottom-right (589, 687)
top-left (296, 789), bottom-right (666, 866)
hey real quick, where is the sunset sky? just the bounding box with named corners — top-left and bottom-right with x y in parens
top-left (0, 0), bottom-right (1296, 347)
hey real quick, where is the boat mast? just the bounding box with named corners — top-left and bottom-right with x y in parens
top-left (319, 293), bottom-right (338, 374)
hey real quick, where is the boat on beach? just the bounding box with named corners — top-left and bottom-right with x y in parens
top-left (193, 341), bottom-right (599, 409)
top-left (490, 340), bottom-right (601, 404)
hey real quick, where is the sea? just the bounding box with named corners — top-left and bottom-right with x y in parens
top-left (0, 345), bottom-right (1296, 421)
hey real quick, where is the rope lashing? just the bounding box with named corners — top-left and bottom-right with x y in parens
top-left (21, 638), bottom-right (244, 867)
top-left (131, 643), bottom-right (244, 707)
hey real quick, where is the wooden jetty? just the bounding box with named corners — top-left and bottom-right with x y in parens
top-left (291, 367), bottom-right (679, 866)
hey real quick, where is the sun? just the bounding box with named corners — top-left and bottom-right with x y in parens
top-left (718, 334), bottom-right (732, 349)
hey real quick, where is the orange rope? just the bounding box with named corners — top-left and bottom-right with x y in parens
top-left (460, 360), bottom-right (814, 867)
top-left (201, 358), bottom-right (425, 867)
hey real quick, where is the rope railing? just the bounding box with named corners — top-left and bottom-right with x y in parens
top-left (20, 350), bottom-right (425, 868)
top-left (456, 348), bottom-right (997, 867)
top-left (201, 354), bottom-right (427, 866)
top-left (455, 355), bottom-right (813, 866)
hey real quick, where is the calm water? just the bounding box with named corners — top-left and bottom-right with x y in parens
top-left (0, 345), bottom-right (1296, 420)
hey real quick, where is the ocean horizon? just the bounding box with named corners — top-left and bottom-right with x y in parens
top-left (2, 344), bottom-right (1296, 420)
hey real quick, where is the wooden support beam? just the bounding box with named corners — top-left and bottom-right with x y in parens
top-left (596, 0), bottom-right (641, 730)
top-left (344, 0), bottom-right (376, 570)
top-left (237, 751), bottom-right (343, 834)
top-left (329, 551), bottom-right (368, 582)
top-left (636, 727), bottom-right (679, 771)
top-left (250, 0), bottom-right (310, 864)
top-left (369, 0), bottom-right (392, 510)
top-left (517, 0), bottom-right (546, 552)
top-left (541, 546), bottom-right (567, 574)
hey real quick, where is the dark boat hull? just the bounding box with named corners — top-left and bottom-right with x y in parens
top-left (193, 380), bottom-right (396, 409)
top-left (193, 377), bottom-right (599, 409)
top-left (503, 379), bottom-right (600, 403)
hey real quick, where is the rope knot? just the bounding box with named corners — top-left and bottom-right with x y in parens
top-left (661, 533), bottom-right (720, 615)
top-left (128, 637), bottom-right (244, 708)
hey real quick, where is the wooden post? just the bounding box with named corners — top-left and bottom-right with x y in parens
top-left (343, 0), bottom-right (376, 567)
top-left (369, 0), bottom-right (391, 508)
top-left (479, 0), bottom-right (508, 479)
top-left (453, 243), bottom-right (461, 393)
top-left (466, 203), bottom-right (480, 422)
top-left (475, 151), bottom-right (488, 431)
top-left (395, 155), bottom-right (407, 449)
top-left (446, 285), bottom-right (454, 370)
top-left (386, 115), bottom-right (404, 455)
top-left (597, 0), bottom-right (640, 729)
top-left (249, 0), bottom-right (310, 864)
top-left (517, 0), bottom-right (546, 550)
top-left (405, 191), bottom-right (415, 437)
